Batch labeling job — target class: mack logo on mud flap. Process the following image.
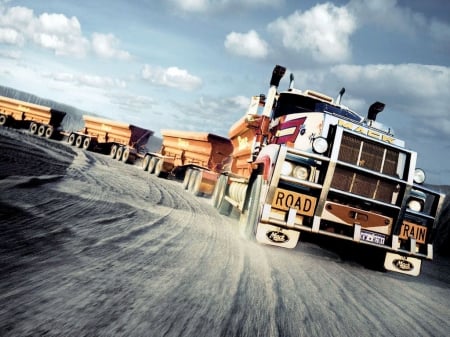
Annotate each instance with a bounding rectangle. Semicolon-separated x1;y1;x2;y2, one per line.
272;188;317;216
393;258;414;271
267;231;289;243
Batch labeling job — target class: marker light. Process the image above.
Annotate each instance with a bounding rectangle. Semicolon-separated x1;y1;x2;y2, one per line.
293;166;309;180
312;137;328;154
413;168;426;184
281;162;294;176
407;199;423;212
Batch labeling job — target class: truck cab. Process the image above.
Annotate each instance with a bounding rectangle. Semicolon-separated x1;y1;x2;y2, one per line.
215;65;445;276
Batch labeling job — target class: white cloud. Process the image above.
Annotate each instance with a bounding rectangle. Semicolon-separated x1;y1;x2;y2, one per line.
329;63;450;135
347;0;450;44
224;30;268;59
45;71;127;89
169;0;281;13
92;33;131;60
267;3;356;63
0;5;131;59
0;27;23;44
141;65;202;91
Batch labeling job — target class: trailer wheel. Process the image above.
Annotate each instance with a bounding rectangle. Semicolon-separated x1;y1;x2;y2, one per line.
29;122;38;134
182;169;192;189
110;145;118;159
116;146;124;161
68;133;77;145
241;175;263;240
212;175;227;208
142;155;151;171
44;126;54;139
148;157;158;174
154;159;168;178
75;135;84;148
0;114;7;126
37;125;46;137
122;148;132;163
189;170;203;196
82;137;91;150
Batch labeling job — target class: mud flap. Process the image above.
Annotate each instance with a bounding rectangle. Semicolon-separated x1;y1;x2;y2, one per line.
384;252;422;277
256;223;300;249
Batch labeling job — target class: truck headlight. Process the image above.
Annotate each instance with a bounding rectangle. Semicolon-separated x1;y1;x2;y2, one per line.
293;165;309;180
407;199;424;212
312;137;328;154
413;168;425;184
281;162;294;176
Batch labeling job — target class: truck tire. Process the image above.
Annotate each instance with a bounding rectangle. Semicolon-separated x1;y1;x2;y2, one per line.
75;135;84;148
142;155;151;171
191;171;203;197
116;146;124;161
110;145;118;159
29;122;38;134
148;157;158;174
122;148;133;163
242;175;263;240
82;137;91;150
44;126;54;139
183;169;192;190
0;114;7;126
37;125;46;137
68;133;77;145
154;159;168;178
212;175;227;208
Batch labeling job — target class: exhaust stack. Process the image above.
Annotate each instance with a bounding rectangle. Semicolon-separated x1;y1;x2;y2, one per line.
336;87;345;105
367;101;385;121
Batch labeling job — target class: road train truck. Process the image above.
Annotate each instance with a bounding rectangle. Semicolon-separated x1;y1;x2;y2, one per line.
212;65;445;276
67;115;153;164
0;96;66;139
142;129;233;197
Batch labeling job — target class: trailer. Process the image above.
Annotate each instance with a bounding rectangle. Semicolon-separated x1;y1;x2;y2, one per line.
67;115;153;164
142;130;233;196
0;96;66;139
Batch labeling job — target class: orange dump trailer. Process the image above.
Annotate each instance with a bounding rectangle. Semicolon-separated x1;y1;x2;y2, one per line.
0;96;66;139
67;115;153;164
141;129;233;196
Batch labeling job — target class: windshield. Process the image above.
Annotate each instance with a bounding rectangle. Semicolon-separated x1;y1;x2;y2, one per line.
273;92;362;122
273;93;317;119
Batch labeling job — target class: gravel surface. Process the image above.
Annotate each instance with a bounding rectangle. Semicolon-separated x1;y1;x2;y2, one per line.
1;127;449;337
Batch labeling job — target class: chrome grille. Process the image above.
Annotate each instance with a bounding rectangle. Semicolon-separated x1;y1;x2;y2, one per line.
337;133;400;176
331;132;401;204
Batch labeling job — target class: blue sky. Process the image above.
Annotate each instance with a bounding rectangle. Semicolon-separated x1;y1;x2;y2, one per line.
0;0;449;184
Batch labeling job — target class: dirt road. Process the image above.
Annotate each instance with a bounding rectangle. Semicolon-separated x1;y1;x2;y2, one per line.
1;128;449;337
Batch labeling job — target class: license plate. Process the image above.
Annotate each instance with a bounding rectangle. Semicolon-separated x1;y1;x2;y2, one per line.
399;221;427;244
271;188;317;216
360;229;386;245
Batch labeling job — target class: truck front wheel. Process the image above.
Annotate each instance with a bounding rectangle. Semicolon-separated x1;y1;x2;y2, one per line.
241;175;263;240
